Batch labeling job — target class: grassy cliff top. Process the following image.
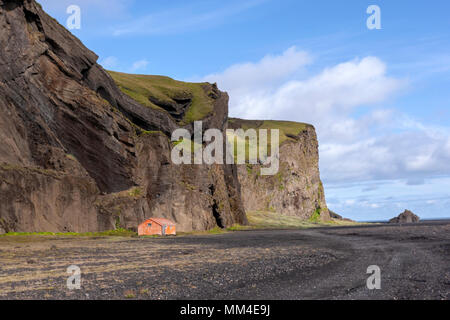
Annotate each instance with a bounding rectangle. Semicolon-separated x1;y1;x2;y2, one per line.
226;119;313;161
228;118;313;145
108;71;215;124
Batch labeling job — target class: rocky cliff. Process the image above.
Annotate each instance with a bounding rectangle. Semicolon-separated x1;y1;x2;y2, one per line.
0;0;329;234
229;119;330;221
0;0;246;233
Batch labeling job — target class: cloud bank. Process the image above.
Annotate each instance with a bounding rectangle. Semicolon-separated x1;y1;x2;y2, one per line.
202;47;450;219
202;47;450;183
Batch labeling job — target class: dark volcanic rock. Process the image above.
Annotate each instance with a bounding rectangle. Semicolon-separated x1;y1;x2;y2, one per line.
389;210;420;224
329;210;354;222
329;210;343;220
0;0;247;233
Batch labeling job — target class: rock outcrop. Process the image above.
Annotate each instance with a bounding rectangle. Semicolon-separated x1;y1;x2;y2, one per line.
0;0;246;233
389;210;420;224
329;210;343;220
229;119;330;221
329;210;354;222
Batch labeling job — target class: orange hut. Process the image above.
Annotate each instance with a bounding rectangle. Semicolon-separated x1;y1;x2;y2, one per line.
138;218;176;236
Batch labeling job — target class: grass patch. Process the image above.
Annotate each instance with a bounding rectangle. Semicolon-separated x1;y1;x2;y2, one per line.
0;215;364;241
226;224;251;231
309;208;322;223
0;228;137;238
140;288;150;295
138;130;165;137
124;290;136;299
207;226;226;234
128;187;142;197
247;211;364;229
66;154;77;162
180;181;197;191
229;119;310;143
247;211;320;229
108;71;214;124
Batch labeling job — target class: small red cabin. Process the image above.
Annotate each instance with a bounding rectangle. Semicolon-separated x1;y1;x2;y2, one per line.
138;218;176;236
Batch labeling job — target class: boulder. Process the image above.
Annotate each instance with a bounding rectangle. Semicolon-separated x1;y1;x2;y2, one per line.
389;210;420;224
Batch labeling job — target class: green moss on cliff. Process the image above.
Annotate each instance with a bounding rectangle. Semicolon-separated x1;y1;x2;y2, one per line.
138;130;165;137
128;187;142;197
228;118;311;145
171;137;202;154
108;71;214;124
309;208;322;223
318;181;324;200
227;119;312;160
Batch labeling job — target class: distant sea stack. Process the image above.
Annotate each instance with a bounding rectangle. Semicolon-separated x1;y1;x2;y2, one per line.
389;210;420;224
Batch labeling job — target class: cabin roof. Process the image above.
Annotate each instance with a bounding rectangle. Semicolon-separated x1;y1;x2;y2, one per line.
142;218;176;227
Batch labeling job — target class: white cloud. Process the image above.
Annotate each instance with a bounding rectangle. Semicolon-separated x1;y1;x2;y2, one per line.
345;199;356;206
321;128;450;183
203;47;311;95
130;60;149;73
201;47;450;187
203;55;403;129
99;56;119;70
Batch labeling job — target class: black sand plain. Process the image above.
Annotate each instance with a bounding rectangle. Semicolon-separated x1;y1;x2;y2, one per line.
0;221;448;300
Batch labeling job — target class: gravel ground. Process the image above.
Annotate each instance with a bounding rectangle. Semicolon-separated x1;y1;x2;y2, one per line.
0;221;448;300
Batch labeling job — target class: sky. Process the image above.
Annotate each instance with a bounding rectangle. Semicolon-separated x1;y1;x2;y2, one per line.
38;0;450;221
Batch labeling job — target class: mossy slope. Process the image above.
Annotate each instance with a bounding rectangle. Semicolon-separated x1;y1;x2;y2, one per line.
108;71;215;124
227;118;313;160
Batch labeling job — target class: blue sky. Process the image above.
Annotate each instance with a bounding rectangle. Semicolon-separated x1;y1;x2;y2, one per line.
39;0;450;221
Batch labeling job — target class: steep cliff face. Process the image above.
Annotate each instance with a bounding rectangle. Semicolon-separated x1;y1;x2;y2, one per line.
0;0;247;233
229;119;330;221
